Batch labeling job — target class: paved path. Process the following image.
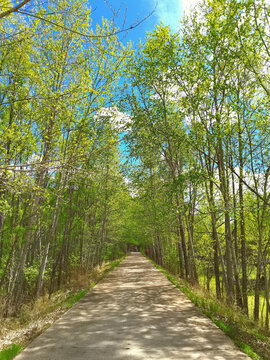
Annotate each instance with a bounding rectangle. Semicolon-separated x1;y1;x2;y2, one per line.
15;253;249;359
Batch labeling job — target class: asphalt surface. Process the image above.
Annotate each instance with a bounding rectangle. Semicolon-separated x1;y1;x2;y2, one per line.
15;253;250;359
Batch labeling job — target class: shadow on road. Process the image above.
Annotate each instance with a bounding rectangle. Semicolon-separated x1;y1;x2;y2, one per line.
15;254;249;360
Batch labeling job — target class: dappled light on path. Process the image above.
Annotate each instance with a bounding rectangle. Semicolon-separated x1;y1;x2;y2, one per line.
15;254;249;359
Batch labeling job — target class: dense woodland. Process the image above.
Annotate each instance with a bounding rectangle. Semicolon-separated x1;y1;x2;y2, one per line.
0;0;270;331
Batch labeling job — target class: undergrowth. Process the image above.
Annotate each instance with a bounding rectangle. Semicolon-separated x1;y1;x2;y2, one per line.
0;255;126;359
151;260;270;360
65;257;124;310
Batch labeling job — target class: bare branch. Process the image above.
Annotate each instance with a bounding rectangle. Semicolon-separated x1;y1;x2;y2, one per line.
17;8;154;40
0;0;32;19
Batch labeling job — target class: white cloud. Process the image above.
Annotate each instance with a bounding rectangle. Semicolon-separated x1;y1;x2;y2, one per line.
95;107;131;131
153;0;200;31
182;0;200;15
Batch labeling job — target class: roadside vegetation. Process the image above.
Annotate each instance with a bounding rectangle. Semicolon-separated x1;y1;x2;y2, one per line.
123;0;270;335
0;0;132;318
0;257;125;359
152;260;270;359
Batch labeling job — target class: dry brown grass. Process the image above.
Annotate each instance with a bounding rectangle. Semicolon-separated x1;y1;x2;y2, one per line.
0;261;115;352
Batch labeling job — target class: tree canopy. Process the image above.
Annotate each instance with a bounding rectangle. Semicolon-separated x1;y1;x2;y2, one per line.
0;0;270;330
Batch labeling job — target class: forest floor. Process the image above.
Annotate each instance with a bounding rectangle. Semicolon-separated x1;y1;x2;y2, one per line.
13;253;250;359
0;259;123;359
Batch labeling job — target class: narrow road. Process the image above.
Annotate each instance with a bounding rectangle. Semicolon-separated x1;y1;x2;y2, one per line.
15;253;249;359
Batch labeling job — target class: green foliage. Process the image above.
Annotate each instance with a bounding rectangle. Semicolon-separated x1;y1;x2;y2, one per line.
24;266;39;285
0;0;133;314
1;0;270;350
119;0;270;336
0;344;23;360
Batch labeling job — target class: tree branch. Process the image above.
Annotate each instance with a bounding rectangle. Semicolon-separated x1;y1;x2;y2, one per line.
17;8;154;39
0;0;31;19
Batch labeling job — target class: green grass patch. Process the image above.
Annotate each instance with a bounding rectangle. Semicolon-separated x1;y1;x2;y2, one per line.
204;314;260;359
65;289;88;309
238;342;261;360
0;344;23;360
253;331;267;341
198;274;268;326
212;317;230;334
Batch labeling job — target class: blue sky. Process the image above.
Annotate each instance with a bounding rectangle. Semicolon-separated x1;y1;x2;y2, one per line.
91;0;200;45
90;0;199;166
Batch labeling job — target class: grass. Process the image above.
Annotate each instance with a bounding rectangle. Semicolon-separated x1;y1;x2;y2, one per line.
65;289;88;309
206;314;260;359
64;258;125;309
150;260;270;360
239;343;261;359
198;274;268;326
0;344;23;360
